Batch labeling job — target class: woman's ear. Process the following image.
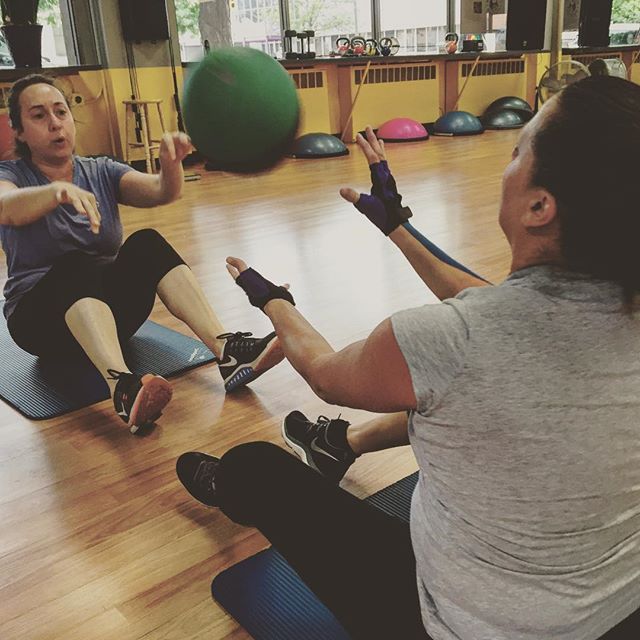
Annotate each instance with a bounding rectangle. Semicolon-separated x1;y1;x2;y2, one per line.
523;191;557;228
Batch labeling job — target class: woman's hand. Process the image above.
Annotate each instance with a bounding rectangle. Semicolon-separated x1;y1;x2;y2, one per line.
226;256;295;311
159;132;193;167
340;125;412;235
51;181;101;234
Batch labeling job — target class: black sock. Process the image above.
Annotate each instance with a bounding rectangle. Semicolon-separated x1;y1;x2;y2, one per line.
323;419;358;461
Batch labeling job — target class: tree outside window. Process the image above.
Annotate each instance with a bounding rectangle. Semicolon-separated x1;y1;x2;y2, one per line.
610;0;640;45
176;0;281;60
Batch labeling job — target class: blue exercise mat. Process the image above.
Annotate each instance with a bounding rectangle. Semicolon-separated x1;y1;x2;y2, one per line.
211;472;419;640
0;302;215;419
212;468;639;640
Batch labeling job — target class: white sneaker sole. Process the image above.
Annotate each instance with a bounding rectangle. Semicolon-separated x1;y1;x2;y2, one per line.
281;416;312;467
223;336;284;392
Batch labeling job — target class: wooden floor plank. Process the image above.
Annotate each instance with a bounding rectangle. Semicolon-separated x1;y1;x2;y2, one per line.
0;130;517;639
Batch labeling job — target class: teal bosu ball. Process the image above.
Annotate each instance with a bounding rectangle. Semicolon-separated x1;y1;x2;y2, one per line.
184;47;300;172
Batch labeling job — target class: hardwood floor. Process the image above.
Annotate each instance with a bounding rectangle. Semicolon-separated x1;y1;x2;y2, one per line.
0;129;518;640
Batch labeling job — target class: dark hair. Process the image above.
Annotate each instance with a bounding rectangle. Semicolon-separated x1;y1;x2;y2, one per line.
8;74;68;159
531;75;640;306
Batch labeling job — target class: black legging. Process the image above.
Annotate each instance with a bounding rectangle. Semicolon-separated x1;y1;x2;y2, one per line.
215;441;430;640
7;228;186;358
216;443;640;640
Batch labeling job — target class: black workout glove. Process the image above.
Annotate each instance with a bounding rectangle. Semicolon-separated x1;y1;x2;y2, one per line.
354;160;413;235
235;267;295;311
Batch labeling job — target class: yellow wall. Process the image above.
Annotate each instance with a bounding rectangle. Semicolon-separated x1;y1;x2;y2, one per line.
536;53;552;85
0;70;114;159
325;65;342;134
341;62;441;141
54;71;114;157
0;67;183;161
102;66;183;161
4;49;636;160
457;60;529;115
288;68;334;136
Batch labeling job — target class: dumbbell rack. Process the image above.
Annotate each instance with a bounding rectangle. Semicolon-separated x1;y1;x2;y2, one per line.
283;30;316;60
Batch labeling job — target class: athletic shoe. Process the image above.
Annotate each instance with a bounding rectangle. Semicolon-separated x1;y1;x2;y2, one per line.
282;411;356;483
175;451;220;507
108;369;173;434
217;331;284;392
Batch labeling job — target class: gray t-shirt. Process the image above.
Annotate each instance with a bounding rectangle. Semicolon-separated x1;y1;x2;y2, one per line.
391;266;640;640
0;156;133;319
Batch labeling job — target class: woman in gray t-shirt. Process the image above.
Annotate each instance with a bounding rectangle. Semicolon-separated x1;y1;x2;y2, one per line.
177;77;640;640
0;74;284;433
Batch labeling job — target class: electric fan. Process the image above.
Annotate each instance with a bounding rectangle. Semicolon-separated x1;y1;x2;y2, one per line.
537;60;590;105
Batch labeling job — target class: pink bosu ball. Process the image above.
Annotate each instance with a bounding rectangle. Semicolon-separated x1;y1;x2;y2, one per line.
377;118;429;143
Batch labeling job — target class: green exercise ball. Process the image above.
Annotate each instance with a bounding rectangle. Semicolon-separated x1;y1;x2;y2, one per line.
183;47;300;173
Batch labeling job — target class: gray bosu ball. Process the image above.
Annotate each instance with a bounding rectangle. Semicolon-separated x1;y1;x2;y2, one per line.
433;111;485;136
289;133;349;159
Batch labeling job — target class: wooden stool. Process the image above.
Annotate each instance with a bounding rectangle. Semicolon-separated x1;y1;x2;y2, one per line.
123;99;166;174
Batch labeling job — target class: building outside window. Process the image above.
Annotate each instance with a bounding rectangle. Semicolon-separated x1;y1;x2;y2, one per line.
176;0;283;60
175;0;640;62
609;0;640;44
288;0;371;57
176;0;371;59
0;0;70;67
39;0;69;66
380;0;448;54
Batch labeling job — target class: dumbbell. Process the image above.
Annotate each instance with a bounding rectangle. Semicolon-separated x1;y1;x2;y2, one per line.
284;30;298;60
301;30;316;59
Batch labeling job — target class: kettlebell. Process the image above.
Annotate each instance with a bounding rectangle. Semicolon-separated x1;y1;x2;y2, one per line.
365;38;379;56
379;37;392;56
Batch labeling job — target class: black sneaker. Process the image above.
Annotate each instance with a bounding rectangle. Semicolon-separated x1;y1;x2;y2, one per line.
282;411;356;483
217;331;284;392
176;451;220;507
107;369;173;434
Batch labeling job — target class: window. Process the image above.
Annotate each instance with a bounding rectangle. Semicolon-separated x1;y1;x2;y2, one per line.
563;0;580;48
30;0;69;67
454;1;506;52
287;0;372;57
610;0;640;45
232;0;282;56
0;0;98;68
176;0;283;60
9;0;71;67
380;0;447;54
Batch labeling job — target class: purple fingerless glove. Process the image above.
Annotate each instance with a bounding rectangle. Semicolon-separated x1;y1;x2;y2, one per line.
235;267;295;311
354;160;413;235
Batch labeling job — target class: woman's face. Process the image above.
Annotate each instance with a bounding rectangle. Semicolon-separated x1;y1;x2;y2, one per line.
16;83;76;163
498;100;556;240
